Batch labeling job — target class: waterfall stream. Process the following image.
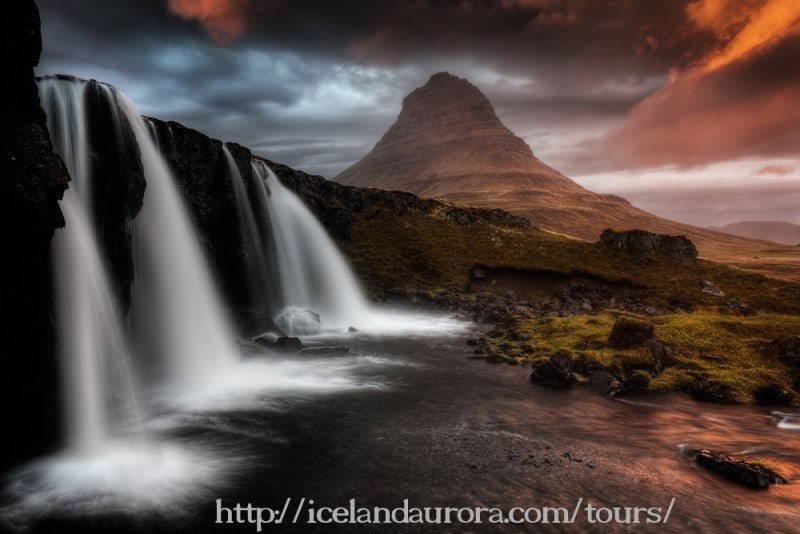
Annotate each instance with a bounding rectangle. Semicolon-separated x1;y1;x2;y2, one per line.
39;78;143;451
123;96;239;391
251;159;370;334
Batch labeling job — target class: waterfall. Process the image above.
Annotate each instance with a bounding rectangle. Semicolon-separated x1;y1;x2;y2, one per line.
250;160;370;334
38;78;143;451
223;145;271;310
41;76;237;399
122;105;238;391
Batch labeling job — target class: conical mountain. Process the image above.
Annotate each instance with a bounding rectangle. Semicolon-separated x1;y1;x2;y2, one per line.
335;72;771;255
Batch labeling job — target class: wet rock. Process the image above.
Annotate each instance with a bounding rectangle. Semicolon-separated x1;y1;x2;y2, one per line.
274;336;304;352
530;350;574;388
694;449;786;489
753;383;796;405
466;338;479;346
623;370;651;392
688;378;735;403
600;229;698;265
276;307;321;336
254;335;303;352
607;316;655;349
302;346;350;355
587;371;622;397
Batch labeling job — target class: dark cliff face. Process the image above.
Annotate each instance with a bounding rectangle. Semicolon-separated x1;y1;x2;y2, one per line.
147;118;258;326
266;158;531;240
0;1;70;470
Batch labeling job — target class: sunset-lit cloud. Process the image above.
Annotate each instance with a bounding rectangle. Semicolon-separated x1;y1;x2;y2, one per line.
688;0;800;72
166;0;284;43
167;0;251;43
36;0;800;225
588;0;800;172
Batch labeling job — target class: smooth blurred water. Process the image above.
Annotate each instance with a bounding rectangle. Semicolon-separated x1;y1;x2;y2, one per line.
38;78;143;451
3;320;800;533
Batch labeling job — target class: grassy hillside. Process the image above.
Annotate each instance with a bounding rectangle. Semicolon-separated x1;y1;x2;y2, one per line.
276;162;800;405
341;207;800;314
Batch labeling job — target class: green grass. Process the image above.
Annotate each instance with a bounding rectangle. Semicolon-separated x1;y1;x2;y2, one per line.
341;209;800;313
481;312;800;404
334;204;800;404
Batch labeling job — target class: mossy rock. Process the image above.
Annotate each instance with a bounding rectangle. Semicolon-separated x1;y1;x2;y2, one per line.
608;316;655;348
623;370;651;391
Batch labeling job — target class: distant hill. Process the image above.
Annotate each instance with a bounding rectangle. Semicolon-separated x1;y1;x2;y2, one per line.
335;72;786;258
709;221;800;246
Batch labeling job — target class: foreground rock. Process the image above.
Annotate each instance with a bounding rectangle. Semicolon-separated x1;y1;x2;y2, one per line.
254;335;303;352
694;449;787;489
600;229;698;265
302;346;350;355
0;0;70;470
530;351;574;388
608;316;655;349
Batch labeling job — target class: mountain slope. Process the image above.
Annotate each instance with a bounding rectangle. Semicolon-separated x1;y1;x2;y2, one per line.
334;72;790;259
710;221;800;246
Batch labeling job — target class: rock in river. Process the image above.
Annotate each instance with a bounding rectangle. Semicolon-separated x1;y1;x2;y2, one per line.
530;350;574;388
694;449;786;489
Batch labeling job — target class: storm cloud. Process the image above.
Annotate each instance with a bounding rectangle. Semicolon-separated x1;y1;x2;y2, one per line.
34;0;800;225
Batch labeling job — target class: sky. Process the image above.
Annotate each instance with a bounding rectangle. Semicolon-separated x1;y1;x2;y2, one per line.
35;0;800;227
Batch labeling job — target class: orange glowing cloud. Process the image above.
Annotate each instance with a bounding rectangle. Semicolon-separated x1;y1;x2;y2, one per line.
687;0;800;72
589;0;800;171
167;0;283;43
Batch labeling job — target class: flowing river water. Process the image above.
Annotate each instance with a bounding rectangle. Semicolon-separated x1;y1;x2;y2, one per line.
6;315;799;533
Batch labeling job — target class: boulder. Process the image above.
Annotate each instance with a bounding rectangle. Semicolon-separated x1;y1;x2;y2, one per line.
688;378;735;403
753;383;795;405
623;370;651;392
276;307;322;336
608;316;655;349
273;336;303;352
646;339;677;372
587;371;623;397
530;350;574;388
694;449;786;489
599;229;698;265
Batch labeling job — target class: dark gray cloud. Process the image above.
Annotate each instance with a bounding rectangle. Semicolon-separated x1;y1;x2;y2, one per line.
34;0;800;226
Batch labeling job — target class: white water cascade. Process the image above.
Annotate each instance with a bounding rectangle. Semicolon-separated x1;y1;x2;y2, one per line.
125;103;239;391
38;78;143;450
250;160;370;334
223;145;271;308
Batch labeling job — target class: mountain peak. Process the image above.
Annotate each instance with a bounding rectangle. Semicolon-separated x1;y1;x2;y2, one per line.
336;72;553;196
397;71;505;134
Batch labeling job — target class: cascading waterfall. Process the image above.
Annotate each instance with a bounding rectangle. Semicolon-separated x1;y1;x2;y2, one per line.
38;78;143;450
41;76;238;400
125;106;238;391
250;160;370;334
223;145;272;309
